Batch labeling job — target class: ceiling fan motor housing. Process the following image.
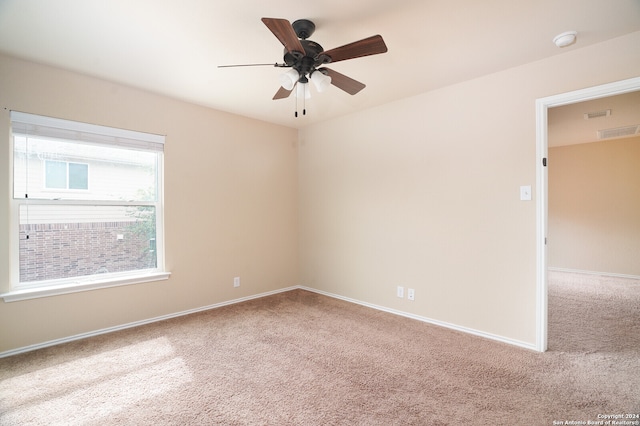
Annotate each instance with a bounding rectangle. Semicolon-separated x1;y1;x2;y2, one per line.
283;39;328;80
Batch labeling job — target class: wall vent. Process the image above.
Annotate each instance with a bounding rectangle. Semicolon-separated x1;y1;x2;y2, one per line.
597;125;640;140
584;109;611;119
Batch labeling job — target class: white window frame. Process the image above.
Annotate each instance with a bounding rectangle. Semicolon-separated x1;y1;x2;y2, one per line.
2;112;170;302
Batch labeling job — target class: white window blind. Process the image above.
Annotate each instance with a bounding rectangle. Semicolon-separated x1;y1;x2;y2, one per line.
10;111;165;152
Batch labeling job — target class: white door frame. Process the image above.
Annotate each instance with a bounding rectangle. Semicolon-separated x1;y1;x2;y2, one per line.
535;76;640;352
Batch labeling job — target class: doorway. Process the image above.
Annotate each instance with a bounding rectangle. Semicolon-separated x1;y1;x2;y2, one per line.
535;76;640;352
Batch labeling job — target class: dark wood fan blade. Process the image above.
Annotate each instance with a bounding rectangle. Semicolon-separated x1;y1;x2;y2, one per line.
320;68;366;95
319;35;388;64
273;85;293;100
262;18;305;56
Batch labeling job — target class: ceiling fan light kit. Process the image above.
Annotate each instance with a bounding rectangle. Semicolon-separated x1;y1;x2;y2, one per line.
296;82;311;99
310;70;332;92
219;17;388;117
279;68;299;91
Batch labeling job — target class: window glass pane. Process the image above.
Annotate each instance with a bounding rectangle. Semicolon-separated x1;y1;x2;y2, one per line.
45;160;67;189
14;136;157;201
68;162;89;190
19;204;157;283
12;113;164;289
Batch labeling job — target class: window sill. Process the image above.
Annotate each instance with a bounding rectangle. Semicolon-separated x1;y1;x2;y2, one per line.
1;272;171;302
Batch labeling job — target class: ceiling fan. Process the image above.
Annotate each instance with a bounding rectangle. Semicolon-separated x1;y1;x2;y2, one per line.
219;18;388;116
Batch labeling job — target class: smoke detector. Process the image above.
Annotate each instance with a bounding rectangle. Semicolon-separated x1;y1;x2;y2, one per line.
553;31;577;48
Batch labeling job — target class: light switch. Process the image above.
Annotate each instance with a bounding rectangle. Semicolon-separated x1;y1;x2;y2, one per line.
520;185;532;201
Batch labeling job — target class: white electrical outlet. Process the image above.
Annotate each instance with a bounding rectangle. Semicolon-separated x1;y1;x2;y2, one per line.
233;277;240;288
397;286;404;298
407;288;415;301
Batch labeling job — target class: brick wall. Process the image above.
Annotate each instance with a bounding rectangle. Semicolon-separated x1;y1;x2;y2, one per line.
19;221;156;283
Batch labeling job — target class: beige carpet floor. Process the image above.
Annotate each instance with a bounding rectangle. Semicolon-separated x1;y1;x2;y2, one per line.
1;271;638;425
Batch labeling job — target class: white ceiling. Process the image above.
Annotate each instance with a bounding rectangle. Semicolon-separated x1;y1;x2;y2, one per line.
1;0;639;129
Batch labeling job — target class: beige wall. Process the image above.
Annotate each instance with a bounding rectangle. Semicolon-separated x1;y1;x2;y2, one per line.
1;31;639;354
0;54;299;353
548;136;640;276
298;32;640;346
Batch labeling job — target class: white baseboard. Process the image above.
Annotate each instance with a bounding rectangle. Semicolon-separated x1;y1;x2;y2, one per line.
298;286;538;352
548;267;640;281
0;286;298;358
1;284;538;358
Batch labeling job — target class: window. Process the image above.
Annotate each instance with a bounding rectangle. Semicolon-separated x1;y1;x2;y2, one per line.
6;111;169;300
45;160;89;190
